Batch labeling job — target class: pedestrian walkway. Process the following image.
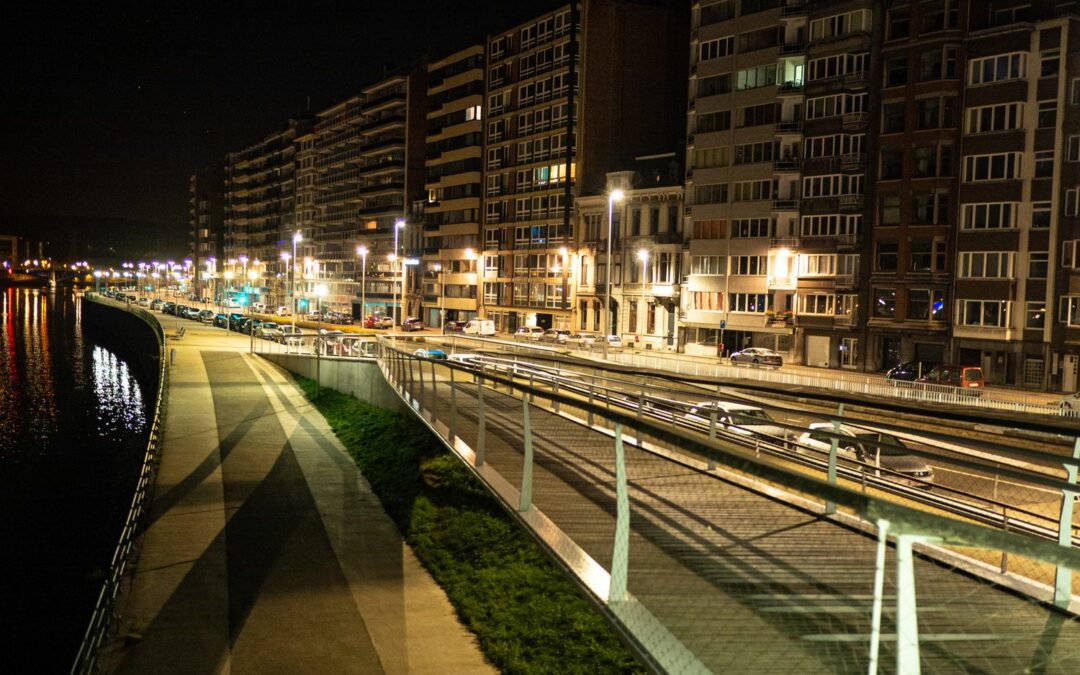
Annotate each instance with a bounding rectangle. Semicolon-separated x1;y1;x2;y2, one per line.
103;318;492;674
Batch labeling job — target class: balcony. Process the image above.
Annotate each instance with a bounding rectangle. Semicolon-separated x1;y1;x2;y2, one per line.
844;72;870;89
650;283;678;298
778;80;805;94
772;198;800;211
776;120;803;134
779;42;807;56
839;195;865;211
842;112;869;130
836;233;859;249
770;237;800;249
834;273;857;288
833;313;857;327
766;311;794;326
840;153;865;170
773;157;800;172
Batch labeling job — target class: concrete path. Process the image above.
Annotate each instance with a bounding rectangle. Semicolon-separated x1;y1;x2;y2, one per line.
104;317;492;674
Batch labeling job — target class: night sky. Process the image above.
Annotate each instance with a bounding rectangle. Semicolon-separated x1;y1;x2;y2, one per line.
1;1;557;260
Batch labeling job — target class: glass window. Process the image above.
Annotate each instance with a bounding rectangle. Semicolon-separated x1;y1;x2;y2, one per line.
1035;150;1055;178
876;242;898;271
874;288;897;317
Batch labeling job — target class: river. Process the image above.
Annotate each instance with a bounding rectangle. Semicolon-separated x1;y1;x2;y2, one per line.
0;287;151;671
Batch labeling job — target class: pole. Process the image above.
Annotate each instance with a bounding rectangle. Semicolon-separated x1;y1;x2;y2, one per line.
604;194;614;358
361;251;367;327
316;296;322;400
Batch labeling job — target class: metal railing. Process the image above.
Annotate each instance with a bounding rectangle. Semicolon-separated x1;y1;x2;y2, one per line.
71;295;169;674
368;338;1080;674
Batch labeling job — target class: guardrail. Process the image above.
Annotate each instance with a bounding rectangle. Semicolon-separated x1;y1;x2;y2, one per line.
71;295;169;674
371;337;1080;673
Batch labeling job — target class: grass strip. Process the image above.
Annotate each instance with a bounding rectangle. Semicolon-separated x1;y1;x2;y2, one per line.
293;375;644;675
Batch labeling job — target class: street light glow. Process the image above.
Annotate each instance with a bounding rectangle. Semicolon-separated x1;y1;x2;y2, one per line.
637;249;649;262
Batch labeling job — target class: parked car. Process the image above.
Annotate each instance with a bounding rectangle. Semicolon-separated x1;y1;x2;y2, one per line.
258;322;282;339
605;334;624;349
162;302;177;315
463;319;497;337
730;347;783;367
796;423;935;487
514;326;546;341
197;309;216;323
274;306;292;317
278;325;304;343
684;401;792;442
252;302;267;313
150;299;164;310
565;333;597;348
885;361;937;383
364;315;394;329
916;364;984;396
443;320;466;334
414;348;448;360
213;313;229;328
539;328;571;344
401;317;424;332
316;329;346;355
228;313;246;330
137;297;150;307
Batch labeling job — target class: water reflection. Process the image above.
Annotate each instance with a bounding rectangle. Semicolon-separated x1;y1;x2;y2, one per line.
92;345;146;440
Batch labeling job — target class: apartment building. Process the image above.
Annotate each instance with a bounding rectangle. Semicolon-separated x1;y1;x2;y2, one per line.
576;158;684;350
685;0;809;357
866;1;965;372
311;69;427;319
954;2;1080;389
188;162;225;299
480;0;688;333
421;45;485;328
223;117;310;306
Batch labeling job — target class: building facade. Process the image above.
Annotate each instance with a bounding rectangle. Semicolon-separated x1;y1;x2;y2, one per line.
188;162;226;300
223;117;310;307
310;69;428;320
480;0;689;333
422;45;485;328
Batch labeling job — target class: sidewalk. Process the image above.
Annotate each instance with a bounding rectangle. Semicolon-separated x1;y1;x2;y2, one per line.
104;317;492;674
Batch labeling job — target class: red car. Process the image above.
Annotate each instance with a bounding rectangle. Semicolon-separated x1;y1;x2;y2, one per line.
364;315;393;329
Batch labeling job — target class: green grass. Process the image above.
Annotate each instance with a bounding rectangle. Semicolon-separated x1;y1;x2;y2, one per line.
293;375;644;675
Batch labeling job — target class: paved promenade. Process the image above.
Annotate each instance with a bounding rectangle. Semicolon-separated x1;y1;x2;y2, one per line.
104;317;491;674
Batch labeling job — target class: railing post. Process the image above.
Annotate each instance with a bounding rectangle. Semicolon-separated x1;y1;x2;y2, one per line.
895;533;923;675
553;379;560;413
636;391;644;446
1054;437;1080;608
826;403;844;515
475;374;486;467
708;409;718;471
609;422;629;604
418;355;425;405
430;359;438;420
587;378;595;427
519;395;534;512
868;518;889;675
449;365;457;443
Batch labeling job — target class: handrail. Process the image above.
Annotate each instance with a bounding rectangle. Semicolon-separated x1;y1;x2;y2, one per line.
70;295;169;675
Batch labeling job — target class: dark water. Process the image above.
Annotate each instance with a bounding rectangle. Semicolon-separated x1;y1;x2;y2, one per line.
0;288;151;672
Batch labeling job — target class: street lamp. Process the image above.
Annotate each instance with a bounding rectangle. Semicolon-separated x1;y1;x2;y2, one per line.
433;262;444;328
558;246;569;312
314;283;328;399
357;245;368;326
604;188;625;358
292;231;302;321
637;249;649;340
393;219;406;327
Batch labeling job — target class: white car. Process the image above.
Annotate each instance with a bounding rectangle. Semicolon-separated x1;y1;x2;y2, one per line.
278;325;304;343
274;306;292;317
514;326;545;341
796;423;934;486
565;333;597;348
684;401;791;441
258;322;282;339
605;335;624;349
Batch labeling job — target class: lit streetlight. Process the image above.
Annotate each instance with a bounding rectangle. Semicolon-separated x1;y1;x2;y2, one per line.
604;188;625;358
292;231;302;321
357;245;368;327
393;219;405;327
433;262;444;328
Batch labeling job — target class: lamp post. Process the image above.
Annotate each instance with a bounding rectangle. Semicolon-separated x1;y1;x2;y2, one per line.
292;231;302;330
314;283;328;399
433;262;444;328
637;249;649;341
558;246;569;313
604;189;625;358
357;245;368;326
393;219;405;327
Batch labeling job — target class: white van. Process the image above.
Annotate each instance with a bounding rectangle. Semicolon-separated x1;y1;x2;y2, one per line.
464;319;496;336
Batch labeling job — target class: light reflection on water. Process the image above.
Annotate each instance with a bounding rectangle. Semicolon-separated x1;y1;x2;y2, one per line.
0;287;146;459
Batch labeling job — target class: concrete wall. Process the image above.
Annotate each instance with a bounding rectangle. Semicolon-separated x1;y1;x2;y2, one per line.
260;354;405;412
